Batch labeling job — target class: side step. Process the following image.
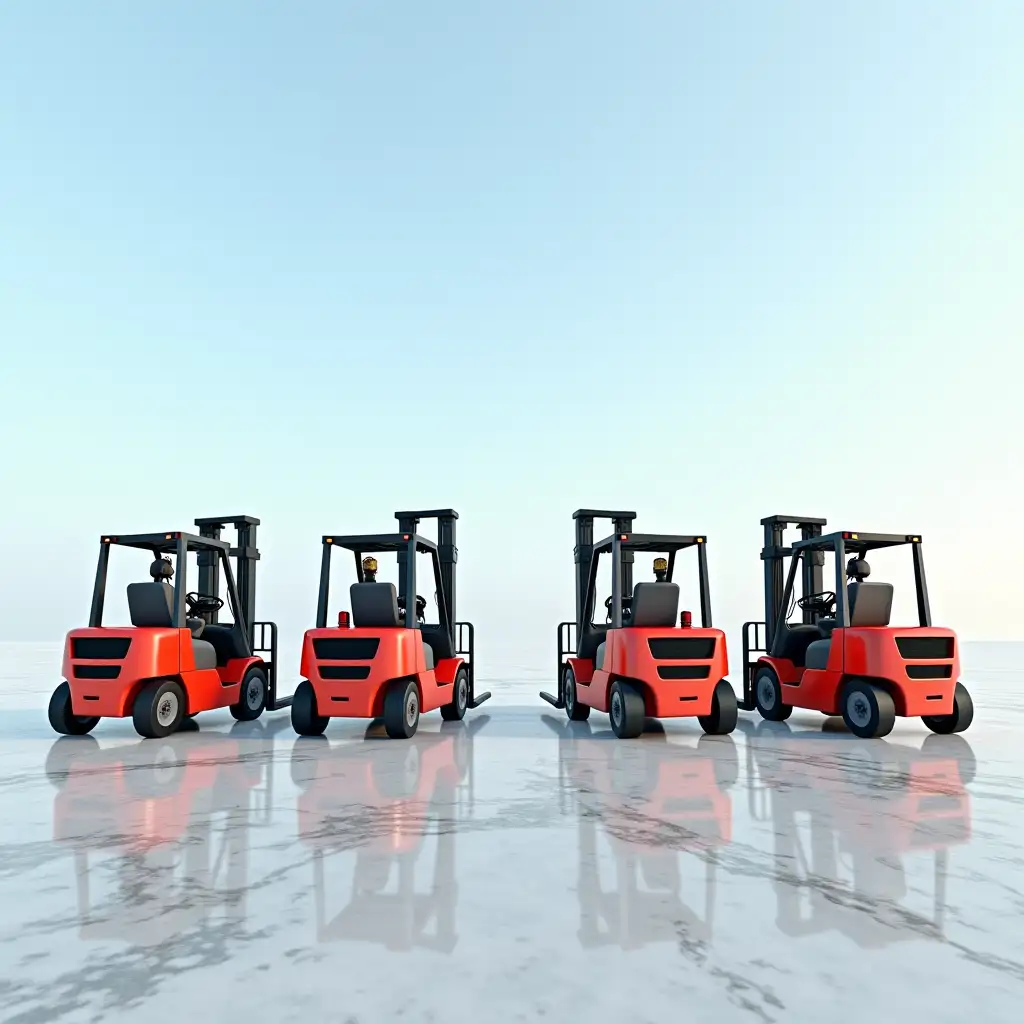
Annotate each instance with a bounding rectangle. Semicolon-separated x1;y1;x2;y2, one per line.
469;691;492;709
539;690;564;709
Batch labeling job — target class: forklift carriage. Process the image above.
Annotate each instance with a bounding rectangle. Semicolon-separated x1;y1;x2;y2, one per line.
740;514;972;738
292;508;490;740
50;515;288;740
540;509;737;739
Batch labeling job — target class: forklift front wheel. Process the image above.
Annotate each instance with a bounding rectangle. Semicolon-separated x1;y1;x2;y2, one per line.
609;680;645;739
922;682;974;736
754;667;792;722
48;682;99;737
440;668;469;721
291;680;328;737
384;679;420;739
564;666;591;722
698;680;739;735
133;679;187;739
841;679;895;739
230;666;268;722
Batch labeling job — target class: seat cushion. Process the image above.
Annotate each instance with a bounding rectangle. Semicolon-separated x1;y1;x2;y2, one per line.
804;639;831;671
817;617;837;637
192;639;218;670
595;642;607;670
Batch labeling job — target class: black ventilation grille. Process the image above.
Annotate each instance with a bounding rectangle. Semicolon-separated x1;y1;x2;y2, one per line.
895;636;954;660
313;638;380;660
906;664;953;680
73;665;121;679
658;665;711;680
72;637;131;660
648;637;716;660
319;665;371;680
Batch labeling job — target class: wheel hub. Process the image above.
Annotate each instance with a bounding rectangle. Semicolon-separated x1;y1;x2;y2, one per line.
157;693;178;728
405;691;418;727
611;691;622;724
247;680;263;709
757;678;775;709
848;693;871;728
458;677;467;710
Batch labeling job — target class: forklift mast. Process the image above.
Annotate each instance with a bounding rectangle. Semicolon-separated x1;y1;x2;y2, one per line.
760;514;827;650
194;515;261;640
572;509;636;635
395;509;459;641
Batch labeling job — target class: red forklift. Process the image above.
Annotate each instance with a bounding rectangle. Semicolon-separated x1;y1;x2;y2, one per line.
291;717;485;950
738;515;972;739
540;509;736;738
49;515;290;739
543;714;735;953
292;509;490;739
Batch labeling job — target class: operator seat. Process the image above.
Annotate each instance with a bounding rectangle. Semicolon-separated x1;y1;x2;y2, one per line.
126;581;218;670
595;582;679;670
804;582;894;670
350;583;434;670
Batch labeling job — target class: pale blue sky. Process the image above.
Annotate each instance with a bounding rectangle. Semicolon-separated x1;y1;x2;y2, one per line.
1;2;1021;659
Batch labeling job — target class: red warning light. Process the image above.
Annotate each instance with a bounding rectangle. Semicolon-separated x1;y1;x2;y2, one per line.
338;611;351;628
680;610;693;628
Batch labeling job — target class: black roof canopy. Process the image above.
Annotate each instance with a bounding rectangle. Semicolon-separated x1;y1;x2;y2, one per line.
100;532;231;554
792;531;921;553
592;532;706;555
323;533;438;555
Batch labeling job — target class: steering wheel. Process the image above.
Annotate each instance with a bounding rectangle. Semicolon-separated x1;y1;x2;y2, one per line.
185;592;224;614
797;591;836;613
604;594;633;624
398;594;428;620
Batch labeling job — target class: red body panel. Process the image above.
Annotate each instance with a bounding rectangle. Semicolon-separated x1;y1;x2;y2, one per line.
62;627;255;718
761;626;960;717
574;627;729;718
301;626;461;718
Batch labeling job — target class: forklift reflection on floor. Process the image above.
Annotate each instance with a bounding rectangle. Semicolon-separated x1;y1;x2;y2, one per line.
291;716;487;951
542;715;736;954
743;720;974;947
45;720;288;945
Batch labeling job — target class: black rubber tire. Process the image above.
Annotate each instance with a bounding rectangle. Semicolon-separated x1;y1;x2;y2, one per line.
697;734;740;789
230;666;268;722
291;680;328;737
840;679;896;739
384;679;420;739
440;668;469;721
922;732;976;787
132;679;187;739
698;680;739;735
45;734;99;787
753;667;792;722
922;682;974;736
47;682;99;737
609;680;645;739
564;665;591;721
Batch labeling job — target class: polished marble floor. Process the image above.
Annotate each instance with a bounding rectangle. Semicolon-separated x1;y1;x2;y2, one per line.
1;645;1022;1022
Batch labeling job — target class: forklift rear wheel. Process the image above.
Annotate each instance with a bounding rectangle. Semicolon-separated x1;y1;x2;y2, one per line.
841;679;895;739
440;668;469;721
230;666;268;722
133;679;187;739
609;681;645;739
698;680;738;735
922;682;974;736
291;680;328;737
384;679;420;739
47;682;99;737
754;667;792;722
564;666;591;721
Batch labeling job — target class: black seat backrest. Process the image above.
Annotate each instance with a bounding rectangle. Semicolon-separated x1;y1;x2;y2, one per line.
774;624;821;667
127;582;175;627
200;624;249;663
350;583;402;628
848;582;893;627
628;582;680;628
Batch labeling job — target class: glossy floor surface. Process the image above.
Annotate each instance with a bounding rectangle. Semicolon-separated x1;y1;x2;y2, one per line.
1;643;1022;1022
